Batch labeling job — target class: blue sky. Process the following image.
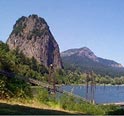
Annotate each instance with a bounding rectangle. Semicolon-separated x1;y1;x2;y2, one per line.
1;0;124;65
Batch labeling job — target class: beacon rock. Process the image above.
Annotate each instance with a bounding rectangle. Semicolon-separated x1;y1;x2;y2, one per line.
7;15;62;69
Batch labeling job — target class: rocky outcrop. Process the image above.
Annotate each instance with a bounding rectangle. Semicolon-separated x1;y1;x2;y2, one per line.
7;14;62;69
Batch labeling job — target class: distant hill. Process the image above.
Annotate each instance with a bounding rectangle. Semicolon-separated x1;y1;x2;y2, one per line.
61;47;124;77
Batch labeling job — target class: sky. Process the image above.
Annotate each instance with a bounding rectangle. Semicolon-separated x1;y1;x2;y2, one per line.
1;0;124;65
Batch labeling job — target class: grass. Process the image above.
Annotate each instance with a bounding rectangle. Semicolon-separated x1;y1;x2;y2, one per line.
0;102;71;115
0;98;124;115
0;99;83;115
1;86;123;115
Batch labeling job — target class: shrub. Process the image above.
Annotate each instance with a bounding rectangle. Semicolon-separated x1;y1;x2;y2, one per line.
7;77;32;98
0;75;12;99
0;75;32;99
12;25;24;36
58;93;105;115
36;88;49;104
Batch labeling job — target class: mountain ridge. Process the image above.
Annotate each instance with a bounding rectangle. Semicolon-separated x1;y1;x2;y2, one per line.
61;47;124;77
61;47;123;68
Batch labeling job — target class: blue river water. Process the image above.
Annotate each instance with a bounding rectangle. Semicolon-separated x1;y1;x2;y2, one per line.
60;85;124;104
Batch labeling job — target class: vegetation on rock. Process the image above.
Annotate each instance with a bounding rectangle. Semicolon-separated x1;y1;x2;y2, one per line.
7;14;62;69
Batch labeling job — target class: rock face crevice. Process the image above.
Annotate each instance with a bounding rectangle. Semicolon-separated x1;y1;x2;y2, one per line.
7;14;62;69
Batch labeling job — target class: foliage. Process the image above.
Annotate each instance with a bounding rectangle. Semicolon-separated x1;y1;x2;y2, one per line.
35;87;58;106
11;16;26;36
12;25;24;36
0;41;124;115
58;94;105;115
54;68;124;85
36;88;49;104
0;42;49;99
0;75;31;99
34;87;106;114
0;42;48;80
0;76;10;99
27;28;46;40
62;55;124;77
32;28;45;37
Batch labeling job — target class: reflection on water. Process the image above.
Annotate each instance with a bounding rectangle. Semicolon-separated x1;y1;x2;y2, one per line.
60;85;124;104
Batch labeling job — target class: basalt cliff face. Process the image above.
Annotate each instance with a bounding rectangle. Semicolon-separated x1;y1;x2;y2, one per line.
7;14;62;69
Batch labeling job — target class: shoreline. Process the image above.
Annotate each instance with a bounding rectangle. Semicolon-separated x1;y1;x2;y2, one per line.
59;84;124;86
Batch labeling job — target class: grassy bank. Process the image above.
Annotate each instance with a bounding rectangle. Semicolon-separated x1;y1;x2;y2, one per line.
1;99;124;115
0;85;124;115
0;96;124;115
0;99;83;115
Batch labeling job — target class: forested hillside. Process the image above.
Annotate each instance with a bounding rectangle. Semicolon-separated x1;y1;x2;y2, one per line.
61;47;124;77
0;41;48;99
